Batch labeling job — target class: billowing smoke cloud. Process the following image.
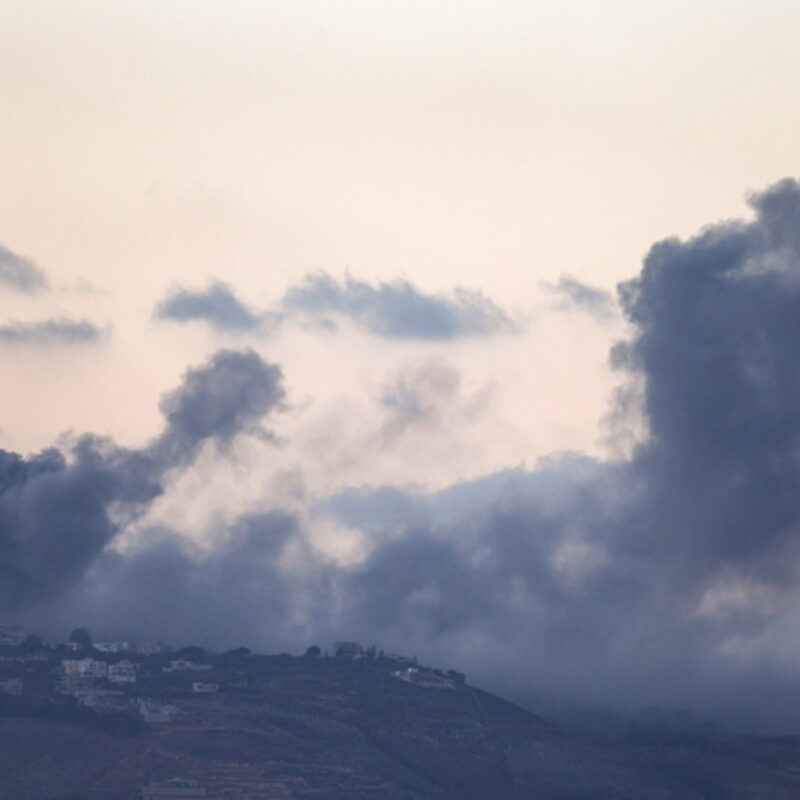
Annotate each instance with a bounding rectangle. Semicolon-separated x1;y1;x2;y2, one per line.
314;178;800;729
154;272;520;341
0;441;160;611
0;318;105;346
14;179;800;733
154;281;264;332
315;177;800;729
151;348;285;467
282;273;520;339
544;274;617;322
0;348;285;613
0;245;49;294
39;512;319;653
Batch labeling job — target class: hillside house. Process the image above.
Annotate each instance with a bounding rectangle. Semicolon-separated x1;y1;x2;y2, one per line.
392;667;454;690
62;658;107;678
138;699;179;724
108;660;137;684
94;641;132;653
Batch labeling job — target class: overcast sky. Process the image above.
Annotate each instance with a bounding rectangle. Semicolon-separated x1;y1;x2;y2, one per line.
4;1;800;731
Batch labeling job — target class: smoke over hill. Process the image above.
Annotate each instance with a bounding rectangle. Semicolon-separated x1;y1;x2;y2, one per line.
7;180;800;731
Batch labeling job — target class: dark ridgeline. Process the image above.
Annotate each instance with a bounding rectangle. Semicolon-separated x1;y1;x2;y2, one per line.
0;629;799;798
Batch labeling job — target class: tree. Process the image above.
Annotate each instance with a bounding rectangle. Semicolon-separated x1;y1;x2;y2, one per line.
69;628;92;650
304;645;321;658
222;647;251;658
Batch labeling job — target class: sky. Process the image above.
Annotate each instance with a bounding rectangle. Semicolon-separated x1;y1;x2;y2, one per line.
4;1;800;732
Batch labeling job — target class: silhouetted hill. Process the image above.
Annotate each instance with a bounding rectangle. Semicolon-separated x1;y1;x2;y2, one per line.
3;652;800;798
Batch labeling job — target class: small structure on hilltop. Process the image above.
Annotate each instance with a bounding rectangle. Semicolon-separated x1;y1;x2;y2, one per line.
94;641;132;653
62;658;107;678
138;699;179;724
333;641;363;659
108;660;137;684
391;667;455;690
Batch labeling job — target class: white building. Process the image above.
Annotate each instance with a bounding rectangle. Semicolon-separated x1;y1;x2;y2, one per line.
94;642;132;654
137;699;179;724
108;660;137;684
392;666;454;690
62;658;107;678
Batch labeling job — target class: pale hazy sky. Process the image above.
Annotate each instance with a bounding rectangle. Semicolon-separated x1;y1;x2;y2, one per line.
2;0;799;487
9;4;800;727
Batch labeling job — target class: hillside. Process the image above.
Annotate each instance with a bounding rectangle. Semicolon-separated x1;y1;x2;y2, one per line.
3;647;800;798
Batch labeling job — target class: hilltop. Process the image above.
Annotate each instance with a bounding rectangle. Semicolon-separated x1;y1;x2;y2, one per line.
2;628;800;798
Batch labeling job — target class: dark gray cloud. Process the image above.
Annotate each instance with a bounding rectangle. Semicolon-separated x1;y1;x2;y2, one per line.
0;440;160;611
16;179;800;733
544;275;617;322
0;245;49;294
154;281;263;332
151;348;286;466
32;513;317;653
614;177;800;571
314;177;800;730
283;273;520;339
0;348;285;614
0;318;105;346
154;273;520;341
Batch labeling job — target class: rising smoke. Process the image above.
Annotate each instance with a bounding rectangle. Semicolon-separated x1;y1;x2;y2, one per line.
9;180;800;732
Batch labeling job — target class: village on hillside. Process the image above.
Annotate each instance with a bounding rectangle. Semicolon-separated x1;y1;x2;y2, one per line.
0;622;467;797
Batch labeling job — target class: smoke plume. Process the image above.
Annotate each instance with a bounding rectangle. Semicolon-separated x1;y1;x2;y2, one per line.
12;179;800;732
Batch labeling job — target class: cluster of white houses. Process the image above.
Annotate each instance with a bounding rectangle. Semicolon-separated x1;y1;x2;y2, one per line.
56;657;219;713
62;657;137;683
